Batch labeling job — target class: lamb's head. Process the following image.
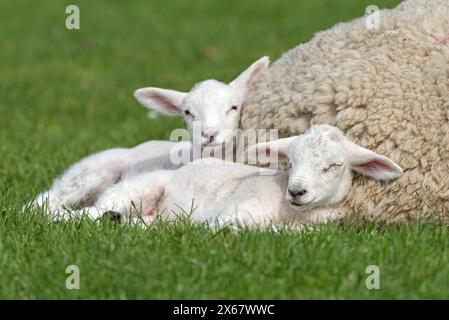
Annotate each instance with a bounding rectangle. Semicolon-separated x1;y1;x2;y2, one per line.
134;56;269;150
249;124;403;211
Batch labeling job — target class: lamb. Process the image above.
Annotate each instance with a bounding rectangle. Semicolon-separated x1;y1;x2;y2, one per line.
30;56;270;214
68;125;402;229
31;141;189;213
239;0;449;221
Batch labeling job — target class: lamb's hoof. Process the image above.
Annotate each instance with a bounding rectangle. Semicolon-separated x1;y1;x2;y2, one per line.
102;211;122;223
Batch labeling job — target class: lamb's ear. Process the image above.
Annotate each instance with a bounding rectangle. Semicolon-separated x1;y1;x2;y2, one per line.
344;141;403;181
230;56;270;96
247;136;296;164
133;87;187;116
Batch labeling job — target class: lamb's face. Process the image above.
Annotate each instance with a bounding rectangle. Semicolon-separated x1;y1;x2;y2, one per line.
284;124;403;211
181;80;243;149
133;56;269;153
248;124;403;213
286;126;353;210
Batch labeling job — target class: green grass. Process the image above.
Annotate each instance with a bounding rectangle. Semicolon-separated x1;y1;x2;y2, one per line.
2;0;448;299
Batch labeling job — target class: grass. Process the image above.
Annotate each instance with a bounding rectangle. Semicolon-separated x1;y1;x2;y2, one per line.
2;0;448;299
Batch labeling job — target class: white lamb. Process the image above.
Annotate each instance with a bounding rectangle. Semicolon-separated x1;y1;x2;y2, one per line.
71;125;403;229
30;56;270;214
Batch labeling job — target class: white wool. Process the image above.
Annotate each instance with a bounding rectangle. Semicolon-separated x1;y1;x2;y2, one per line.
240;0;449;220
63;125;402;229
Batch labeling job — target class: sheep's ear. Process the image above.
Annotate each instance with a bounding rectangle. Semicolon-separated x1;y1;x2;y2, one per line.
247;136;296;164
230;56;270;96
345;141;403;181
133;87;187;116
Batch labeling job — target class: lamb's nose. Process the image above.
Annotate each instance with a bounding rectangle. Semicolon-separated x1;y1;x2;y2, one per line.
202;130;218;143
288;188;307;197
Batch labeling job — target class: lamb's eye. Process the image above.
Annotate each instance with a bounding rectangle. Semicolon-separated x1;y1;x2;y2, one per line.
184;110;191;116
229;105;238;111
322;163;342;173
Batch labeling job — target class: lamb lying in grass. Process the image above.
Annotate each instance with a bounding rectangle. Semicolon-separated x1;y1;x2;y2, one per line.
68;125;402;228
30;56;269;213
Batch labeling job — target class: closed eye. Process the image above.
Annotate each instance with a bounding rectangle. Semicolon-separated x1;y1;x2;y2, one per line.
228;105;238;112
322;163;342;173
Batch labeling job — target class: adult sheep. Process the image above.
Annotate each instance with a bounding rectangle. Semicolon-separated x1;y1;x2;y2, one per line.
240;0;449;221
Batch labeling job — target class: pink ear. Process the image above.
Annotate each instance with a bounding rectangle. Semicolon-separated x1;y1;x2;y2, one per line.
356;159;396;172
134;87;187;116
346;142;403;181
251;143;288;161
230;56;270;96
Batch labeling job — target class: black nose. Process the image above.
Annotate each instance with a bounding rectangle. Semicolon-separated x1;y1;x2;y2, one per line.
202;131;216;143
288;188;307;197
201;131;216;142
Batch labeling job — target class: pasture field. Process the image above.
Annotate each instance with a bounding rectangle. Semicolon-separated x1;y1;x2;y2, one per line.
2;0;449;299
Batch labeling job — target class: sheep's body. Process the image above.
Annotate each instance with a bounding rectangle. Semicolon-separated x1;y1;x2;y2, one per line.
241;0;449;220
34;140;188;212
73;159;337;228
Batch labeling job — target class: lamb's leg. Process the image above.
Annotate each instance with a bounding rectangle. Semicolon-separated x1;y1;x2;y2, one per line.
58;170;173;222
28;148;130;213
103;211;156;226
209;197;276;230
